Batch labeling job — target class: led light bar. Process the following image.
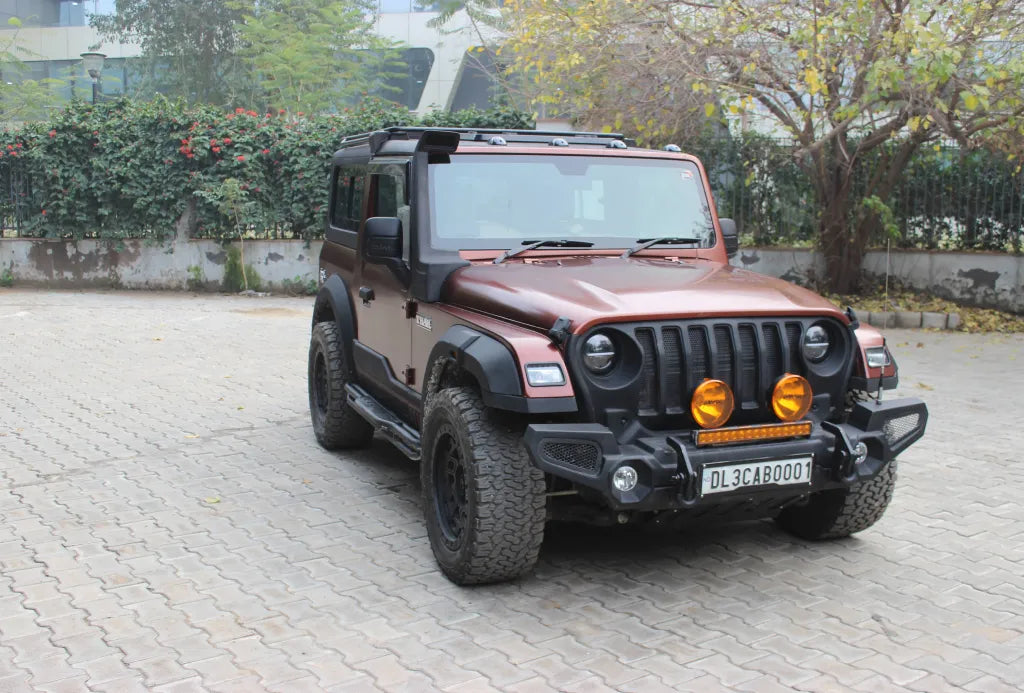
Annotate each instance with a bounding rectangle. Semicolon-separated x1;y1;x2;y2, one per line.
695;421;813;447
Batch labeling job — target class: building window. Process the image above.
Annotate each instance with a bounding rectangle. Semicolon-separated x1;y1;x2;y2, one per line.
450;48;502;111
380;0;440;12
59;1;86;26
376;47;434;110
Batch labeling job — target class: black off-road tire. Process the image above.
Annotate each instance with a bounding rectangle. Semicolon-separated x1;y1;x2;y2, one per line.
421;387;546;585
776;461;898;540
308;322;373;450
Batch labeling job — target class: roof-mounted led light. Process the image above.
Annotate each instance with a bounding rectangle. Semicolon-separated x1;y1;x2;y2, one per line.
607;140;627;149
663;144;682;152
488;136;507;146
550;138;569;147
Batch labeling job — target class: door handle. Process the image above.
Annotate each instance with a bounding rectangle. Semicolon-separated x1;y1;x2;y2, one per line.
358;286;375;304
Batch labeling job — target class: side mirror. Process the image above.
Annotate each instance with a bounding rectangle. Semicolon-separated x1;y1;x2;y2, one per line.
364;216;402;262
719;217;739;259
363;216;409;282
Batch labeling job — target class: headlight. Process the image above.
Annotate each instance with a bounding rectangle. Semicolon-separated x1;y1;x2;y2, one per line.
525;363;565;387
582;333;616;373
865;346;891;369
802;324;830;362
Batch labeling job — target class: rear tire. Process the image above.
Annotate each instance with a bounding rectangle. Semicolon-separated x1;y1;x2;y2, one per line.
308;322;373;450
421;387;546;585
776;461;898;540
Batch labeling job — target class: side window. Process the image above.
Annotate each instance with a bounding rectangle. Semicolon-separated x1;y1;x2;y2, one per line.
330;170;350;229
376;175;400;217
346;175;366;230
373;172;409;260
330;169;366;231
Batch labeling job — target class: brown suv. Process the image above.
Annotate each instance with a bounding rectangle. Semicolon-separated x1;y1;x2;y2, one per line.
308;127;928;585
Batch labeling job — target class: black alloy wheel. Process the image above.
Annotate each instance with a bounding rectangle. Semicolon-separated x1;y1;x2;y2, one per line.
432;429;468;549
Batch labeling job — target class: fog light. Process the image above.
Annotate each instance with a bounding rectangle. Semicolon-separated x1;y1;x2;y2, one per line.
612;466;638;492
771;374;813;422
853;441;868;465
691;379;735;429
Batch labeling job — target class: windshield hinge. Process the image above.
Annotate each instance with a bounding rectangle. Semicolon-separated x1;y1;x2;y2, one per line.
403;300;418;319
548;316;573;347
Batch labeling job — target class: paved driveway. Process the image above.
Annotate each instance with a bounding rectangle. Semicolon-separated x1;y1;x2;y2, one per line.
1;290;1022;692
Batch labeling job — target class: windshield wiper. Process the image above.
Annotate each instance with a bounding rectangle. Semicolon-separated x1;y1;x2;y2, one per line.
493;239;594;264
621;237;702;258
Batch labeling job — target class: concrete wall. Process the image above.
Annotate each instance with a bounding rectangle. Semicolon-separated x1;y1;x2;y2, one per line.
0;238;321;291
2;239;1022;313
732;248;1024;313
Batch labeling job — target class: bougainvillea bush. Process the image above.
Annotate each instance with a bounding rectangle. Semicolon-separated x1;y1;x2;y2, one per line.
0;96;533;240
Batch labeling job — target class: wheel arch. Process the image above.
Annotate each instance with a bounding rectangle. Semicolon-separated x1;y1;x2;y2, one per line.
424;325;577;415
312;274;357;369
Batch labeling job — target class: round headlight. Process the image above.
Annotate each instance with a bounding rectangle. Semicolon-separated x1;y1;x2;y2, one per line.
802;324;830;362
582;333;616;373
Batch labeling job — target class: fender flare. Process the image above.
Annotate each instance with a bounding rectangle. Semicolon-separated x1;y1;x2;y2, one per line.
425;325;577;414
312;274;357;369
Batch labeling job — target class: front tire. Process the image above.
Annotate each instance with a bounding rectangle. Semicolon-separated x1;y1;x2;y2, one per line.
776;461;898;540
308;322;373;450
421;387;546;585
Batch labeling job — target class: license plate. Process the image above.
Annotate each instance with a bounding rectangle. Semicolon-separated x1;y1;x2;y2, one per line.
701;456;813;496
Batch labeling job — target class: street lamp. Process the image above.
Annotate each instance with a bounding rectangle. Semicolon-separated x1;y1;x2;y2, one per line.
80;51;106;104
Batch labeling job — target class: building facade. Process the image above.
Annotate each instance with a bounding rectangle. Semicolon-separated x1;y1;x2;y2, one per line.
0;0;496;114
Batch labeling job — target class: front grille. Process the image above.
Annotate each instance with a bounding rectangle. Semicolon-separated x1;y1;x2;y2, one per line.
634;318;812;419
540;440;601;473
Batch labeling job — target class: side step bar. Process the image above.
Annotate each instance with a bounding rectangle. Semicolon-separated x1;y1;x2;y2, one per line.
345;384;421;460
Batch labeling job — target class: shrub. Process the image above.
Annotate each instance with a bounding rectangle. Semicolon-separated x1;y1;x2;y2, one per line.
0;96;535;242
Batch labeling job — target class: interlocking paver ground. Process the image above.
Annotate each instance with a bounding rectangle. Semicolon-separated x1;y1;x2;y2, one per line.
1;289;1022;692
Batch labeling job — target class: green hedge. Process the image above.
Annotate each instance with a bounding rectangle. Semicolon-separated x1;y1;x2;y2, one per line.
0;97;534;241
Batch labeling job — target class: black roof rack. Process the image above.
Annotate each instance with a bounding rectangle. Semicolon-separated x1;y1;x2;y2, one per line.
339;126;636;153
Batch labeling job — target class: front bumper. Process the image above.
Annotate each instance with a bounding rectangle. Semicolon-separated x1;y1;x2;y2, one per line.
524;398;928;511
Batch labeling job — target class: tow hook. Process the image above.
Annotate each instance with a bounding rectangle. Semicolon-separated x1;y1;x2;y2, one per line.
822;421;859;481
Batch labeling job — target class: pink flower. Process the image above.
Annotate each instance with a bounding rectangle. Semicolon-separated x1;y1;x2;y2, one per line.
236;155;245;161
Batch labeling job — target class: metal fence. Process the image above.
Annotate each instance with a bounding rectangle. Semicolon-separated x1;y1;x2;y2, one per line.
690;136;1024;252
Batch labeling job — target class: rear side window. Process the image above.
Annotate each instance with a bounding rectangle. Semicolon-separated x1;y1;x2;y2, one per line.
330;170;365;231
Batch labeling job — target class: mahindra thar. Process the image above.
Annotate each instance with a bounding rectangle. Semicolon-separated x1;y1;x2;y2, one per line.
307;127;928;584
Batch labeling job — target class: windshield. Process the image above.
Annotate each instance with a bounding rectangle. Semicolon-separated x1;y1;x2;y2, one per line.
428;154;716;250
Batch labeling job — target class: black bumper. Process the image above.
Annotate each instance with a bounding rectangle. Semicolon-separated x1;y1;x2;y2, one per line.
524;398;928;511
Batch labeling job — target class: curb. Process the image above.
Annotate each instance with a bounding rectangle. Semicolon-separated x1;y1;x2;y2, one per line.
856;309;961;330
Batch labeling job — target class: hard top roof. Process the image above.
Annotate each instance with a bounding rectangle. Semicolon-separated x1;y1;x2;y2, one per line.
332;126;649;161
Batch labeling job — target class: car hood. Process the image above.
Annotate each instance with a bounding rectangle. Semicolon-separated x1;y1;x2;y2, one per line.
443;255;847;332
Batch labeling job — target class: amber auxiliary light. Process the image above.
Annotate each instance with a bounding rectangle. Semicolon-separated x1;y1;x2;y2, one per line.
696;421;813;446
772;374;813;422
690;379;735;429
